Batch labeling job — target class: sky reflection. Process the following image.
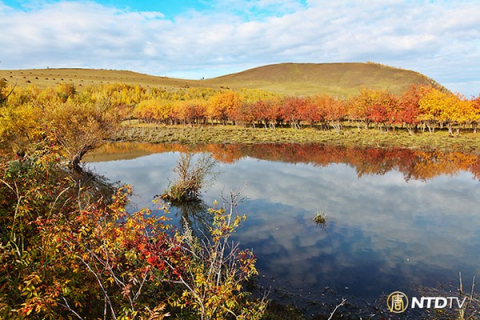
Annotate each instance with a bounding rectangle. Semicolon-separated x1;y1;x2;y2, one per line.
86;144;480;308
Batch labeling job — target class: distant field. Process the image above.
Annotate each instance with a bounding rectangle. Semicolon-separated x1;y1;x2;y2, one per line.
0;62;443;97
0;68;211;92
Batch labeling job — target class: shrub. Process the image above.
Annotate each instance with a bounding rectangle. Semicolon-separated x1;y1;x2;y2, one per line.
0;150;264;319
161;152;217;203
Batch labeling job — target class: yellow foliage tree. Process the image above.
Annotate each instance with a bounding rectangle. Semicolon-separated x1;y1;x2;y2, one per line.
207;91;242;125
45;100;120;168
133;99;173;123
418;87;449;133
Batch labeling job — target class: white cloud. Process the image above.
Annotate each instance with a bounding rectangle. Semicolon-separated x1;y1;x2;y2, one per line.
0;0;479;95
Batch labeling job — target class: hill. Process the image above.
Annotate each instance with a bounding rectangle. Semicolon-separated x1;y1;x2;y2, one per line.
0;68;210;91
0;62;444;97
205;62;443;97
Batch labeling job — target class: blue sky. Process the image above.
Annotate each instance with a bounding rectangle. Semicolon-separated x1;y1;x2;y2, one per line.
1;0;479;96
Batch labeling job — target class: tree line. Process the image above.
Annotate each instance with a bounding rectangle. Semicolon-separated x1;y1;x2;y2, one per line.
3;81;480;140
131;84;480;136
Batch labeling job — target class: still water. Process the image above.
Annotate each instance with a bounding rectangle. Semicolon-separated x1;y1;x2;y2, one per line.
85;143;480;315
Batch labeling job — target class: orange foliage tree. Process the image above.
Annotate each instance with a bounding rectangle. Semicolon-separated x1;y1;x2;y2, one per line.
208;91;242;125
316;94;347;132
279;97;303;129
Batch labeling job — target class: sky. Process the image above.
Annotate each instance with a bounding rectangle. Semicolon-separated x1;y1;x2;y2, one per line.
0;0;479;96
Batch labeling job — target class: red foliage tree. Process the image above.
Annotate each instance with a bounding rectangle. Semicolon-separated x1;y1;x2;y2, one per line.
279;97;304;129
318;95;347;132
297;96;322;127
395;85;425;134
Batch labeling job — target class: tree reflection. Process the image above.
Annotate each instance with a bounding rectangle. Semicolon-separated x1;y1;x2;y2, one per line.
91;142;480;181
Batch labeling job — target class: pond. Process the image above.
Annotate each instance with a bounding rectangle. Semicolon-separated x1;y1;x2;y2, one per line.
85;142;480;317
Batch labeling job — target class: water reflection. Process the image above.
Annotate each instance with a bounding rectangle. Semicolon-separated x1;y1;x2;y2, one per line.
85;142;480;181
85;143;480;314
168;199;212;236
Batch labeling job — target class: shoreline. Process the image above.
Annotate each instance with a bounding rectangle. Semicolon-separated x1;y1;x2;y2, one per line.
113;124;480;155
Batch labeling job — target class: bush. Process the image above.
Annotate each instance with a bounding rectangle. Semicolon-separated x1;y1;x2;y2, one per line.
0;152;264;319
161;152;217;203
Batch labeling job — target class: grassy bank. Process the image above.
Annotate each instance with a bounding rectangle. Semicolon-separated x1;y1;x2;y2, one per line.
114;124;480;154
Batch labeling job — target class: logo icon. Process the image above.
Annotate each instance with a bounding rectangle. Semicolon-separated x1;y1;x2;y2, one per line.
387;291;409;313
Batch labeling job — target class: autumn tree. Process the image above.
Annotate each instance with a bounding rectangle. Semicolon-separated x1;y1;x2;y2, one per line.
46;100;121;169
348;89;398;131
451;94;477;136
396;85;424;134
187;99;207;125
134;99;173;123
297;96;322;128
208;91;242;125
348;88;374;130
417;87;446;133
257;98;281;129
473;95;480;133
279;96;303;129
0;95;44;156
238;101;257;127
315;94;346;132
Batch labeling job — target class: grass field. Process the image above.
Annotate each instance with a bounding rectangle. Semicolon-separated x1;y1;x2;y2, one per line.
0;62;442;97
0;68;211;92
114;123;480;154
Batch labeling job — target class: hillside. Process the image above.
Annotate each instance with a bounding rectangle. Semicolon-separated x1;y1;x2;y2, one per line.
0;62;443;97
205;62;442;97
0;68;210;91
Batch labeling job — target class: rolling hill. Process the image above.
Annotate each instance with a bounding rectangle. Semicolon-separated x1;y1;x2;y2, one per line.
0;62;444;97
206;62;443;97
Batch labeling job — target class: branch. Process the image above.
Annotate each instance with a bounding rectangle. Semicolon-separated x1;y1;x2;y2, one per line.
0;82;16;106
78;255;118;320
59;296;84;320
328;298;346;320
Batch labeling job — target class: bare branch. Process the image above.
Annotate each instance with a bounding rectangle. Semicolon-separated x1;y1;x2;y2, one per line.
59;296;84;320
328;298;346;320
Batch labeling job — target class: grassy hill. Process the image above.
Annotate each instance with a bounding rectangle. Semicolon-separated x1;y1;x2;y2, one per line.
0;68;210;91
0;62;443;97
205;62;442;97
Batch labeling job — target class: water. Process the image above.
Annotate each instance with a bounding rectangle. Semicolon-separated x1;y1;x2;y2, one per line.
85;143;480;316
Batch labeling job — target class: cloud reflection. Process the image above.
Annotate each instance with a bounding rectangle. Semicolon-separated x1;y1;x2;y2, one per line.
86;149;480;301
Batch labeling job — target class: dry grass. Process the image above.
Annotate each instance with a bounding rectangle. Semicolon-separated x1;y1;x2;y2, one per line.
206;62;441;97
114;124;480;154
0;68;210;91
0;62;441;97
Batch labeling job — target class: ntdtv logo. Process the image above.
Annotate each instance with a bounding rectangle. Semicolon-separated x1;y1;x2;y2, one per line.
387;291;467;314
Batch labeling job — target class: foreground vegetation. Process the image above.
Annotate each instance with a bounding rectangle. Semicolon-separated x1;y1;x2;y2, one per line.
0;82;266;319
0;155;265;319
